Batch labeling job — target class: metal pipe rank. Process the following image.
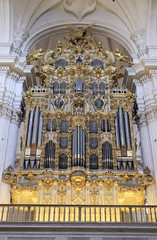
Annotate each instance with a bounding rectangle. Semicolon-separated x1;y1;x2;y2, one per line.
115;112;120;148
37;112;43;147
124;112;132;149
32;106;40;145
118;107;126;147
26;110;34;146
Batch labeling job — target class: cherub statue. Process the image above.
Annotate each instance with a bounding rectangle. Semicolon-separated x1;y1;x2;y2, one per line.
56;41;62;53
96;42;103;53
115;49;134;65
26;48;44;63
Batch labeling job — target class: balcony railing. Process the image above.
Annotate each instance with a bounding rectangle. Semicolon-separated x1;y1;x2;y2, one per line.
0;204;157;223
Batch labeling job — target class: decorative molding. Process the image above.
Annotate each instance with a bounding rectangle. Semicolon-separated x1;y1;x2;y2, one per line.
146;107;157;123
0;66;10;75
19;76;26;83
149;70;157;75
0;104;21;125
137;108;157;125
0;69;24;125
136;112;147;126
63;0;96;20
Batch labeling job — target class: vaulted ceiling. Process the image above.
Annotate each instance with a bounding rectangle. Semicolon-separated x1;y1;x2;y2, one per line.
4;0;154;60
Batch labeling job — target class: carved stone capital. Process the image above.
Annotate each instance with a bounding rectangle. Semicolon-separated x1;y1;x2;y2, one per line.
13;27;29;53
146;107;157;123
136;112;147;126
131;29;147;56
0;104;22;125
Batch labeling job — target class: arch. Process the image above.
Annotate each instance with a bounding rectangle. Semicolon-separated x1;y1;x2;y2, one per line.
22;24;137;57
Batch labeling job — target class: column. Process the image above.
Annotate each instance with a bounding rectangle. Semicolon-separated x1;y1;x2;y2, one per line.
136;76;157;205
0;67;23;203
139;116;157;205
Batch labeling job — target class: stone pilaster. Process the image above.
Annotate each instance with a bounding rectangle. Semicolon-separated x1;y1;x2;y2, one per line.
0;67;25;203
135;75;157;204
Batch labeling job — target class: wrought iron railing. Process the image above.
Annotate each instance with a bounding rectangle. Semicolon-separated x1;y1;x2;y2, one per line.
0;204;157;223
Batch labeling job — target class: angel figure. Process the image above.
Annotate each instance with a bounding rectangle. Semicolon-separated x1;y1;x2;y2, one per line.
56;41;62;53
25;48;44;63
115;49;134;65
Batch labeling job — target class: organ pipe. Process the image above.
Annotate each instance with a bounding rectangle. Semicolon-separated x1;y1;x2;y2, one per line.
115;112;120;148
124;112;132;149
37;112;43;147
102;142;113;169
73;129;76;165
26;111;34;146
75;127;78;164
83;131;85;167
32;106;40;144
77;126;80;164
118;107;126;147
30;161;35;169
72;132;74;166
72;126;85;167
80;127;83;166
24;160;29;169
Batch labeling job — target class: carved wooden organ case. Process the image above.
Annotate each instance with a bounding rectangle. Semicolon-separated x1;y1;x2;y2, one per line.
3;30;154;205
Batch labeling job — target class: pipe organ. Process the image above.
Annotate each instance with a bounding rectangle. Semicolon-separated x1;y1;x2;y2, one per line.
24;105;133;171
3;27;154;206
